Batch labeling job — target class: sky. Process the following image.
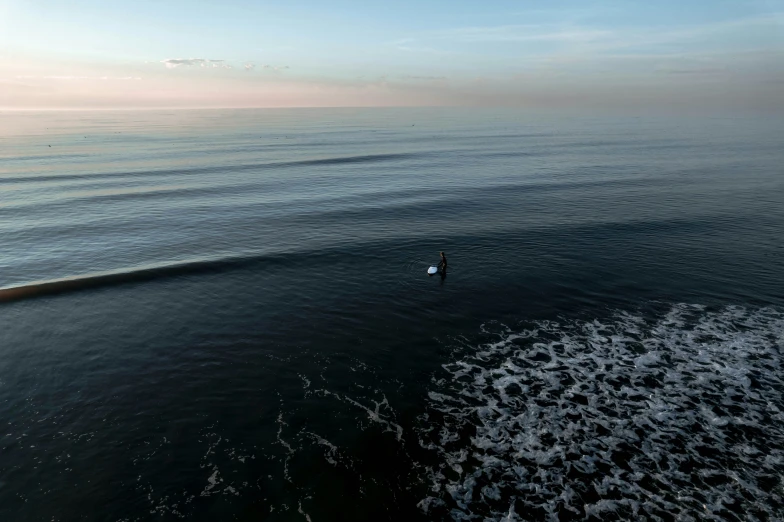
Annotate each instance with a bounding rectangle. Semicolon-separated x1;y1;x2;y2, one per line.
1;0;783;110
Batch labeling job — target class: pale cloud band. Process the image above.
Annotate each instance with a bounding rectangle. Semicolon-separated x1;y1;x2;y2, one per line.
161;58;229;69
161;59;289;71
403;75;447;80
15;75;142;80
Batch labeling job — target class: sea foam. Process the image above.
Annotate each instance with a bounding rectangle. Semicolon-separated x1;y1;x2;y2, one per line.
418;304;784;521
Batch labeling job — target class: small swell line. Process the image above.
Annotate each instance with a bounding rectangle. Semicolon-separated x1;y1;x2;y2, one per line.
0;152;425;185
0;254;277;303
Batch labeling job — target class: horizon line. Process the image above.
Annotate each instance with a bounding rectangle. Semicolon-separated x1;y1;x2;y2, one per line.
0;104;468;112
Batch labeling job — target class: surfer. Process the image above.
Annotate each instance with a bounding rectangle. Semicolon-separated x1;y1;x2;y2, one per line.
437;252;447;273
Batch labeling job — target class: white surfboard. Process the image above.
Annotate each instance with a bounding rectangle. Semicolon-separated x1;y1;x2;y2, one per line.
427;266;438;275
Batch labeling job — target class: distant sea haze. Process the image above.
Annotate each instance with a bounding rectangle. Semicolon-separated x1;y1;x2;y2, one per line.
1;108;783;521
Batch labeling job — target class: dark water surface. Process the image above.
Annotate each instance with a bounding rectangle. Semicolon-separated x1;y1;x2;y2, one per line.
1;108;783;521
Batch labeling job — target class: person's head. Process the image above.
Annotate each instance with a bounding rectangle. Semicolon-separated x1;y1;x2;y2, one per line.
440;251;446;258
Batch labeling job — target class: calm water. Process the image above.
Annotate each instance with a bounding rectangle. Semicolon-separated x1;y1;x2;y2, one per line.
1;108;783;521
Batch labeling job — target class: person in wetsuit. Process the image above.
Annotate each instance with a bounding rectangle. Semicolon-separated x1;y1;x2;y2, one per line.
437;251;447;273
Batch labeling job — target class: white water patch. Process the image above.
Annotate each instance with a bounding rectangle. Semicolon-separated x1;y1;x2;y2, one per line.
131;427;257;518
418;305;784;521
298;500;314;522
315;389;404;441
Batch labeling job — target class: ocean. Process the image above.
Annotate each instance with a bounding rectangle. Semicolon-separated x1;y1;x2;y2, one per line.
1;108;783;521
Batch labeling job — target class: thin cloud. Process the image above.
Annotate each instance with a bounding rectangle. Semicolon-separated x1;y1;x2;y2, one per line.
402;75;448;80
390;38;416;46
434;25;612;43
658;67;727;75
15;75;142;80
395;12;784;54
244;63;255;71
388;38;452;55
161;58;229;69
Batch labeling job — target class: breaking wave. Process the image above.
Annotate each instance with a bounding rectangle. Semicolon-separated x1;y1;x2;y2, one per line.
417;304;784;521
